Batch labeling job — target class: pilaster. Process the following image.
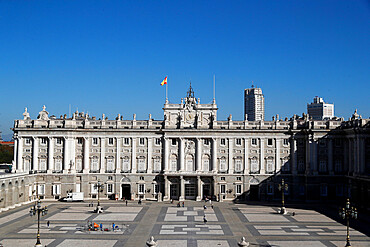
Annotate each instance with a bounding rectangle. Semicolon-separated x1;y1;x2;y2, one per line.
179;138;185;171
196;138;202;171
328;138;333;175
33;137;39;171
147;138;152;173
48;137;54;173
228;138;233;174
179;176;185;201
116;137;121;173
196;176;202;201
212;138;217;172
292;138;297;175
164;138;169;172
131;138;137;173
275;138;280;172
100;137;106;173
244;138;249;174
83;137;89;173
260;138;265;174
17;137;23;172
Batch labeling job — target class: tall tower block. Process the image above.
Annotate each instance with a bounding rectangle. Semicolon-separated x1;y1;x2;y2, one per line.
244;86;264;121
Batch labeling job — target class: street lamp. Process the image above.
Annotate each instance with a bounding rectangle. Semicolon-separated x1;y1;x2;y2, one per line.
94;181;104;213
278;179;288;214
339;198;358;247
29;200;48;247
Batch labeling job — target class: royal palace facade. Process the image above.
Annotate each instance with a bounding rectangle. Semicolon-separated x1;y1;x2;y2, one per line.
1;86;369;211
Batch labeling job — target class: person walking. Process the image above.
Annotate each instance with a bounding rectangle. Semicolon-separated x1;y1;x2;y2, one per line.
203;215;207;224
112;223;115;231
182;201;184;207
125;200;128;206
100;223;103;231
47;221;50;228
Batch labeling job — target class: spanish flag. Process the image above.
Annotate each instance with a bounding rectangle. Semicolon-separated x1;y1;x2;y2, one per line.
160;76;167;86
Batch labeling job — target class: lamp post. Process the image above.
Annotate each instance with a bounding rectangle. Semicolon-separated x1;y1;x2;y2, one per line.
29;200;48;247
278;179;288;214
339;198;358;247
94;181;104;213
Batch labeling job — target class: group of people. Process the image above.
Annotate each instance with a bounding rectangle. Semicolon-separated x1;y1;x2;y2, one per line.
87;221;118;231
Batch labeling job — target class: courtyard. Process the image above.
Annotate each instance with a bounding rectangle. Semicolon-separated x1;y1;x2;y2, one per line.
0;201;368;247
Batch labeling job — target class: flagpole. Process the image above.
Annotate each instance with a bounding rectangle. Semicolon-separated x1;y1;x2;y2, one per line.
166;80;168;103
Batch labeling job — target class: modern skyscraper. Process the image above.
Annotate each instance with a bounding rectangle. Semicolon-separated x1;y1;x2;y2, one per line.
307;96;334;120
244;86;264;121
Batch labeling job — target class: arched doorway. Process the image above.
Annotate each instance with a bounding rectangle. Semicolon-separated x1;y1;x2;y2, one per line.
120;177;131;200
249;177;260;201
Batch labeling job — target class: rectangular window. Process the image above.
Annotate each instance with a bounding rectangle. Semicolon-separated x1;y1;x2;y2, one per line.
171;138;177;145
220;139;226;146
186;160;193;171
266;159;274;173
38;184;45;195
77;138;83;144
220;159;227;172
91;184;98;194
154;184;160;194
122;158;130;172
235;159;242;172
91;158;99;171
298;160;305;172
93;138;98;145
52;184;61;195
25;138;31;145
283;139;289;146
139;138;145;145
220;184;226;194
107;184;113;194
153;159;161;172
236;184;242;194
124;138;130;145
138;158;146;171
108;138;114;145
56;138;62;145
267;139;273;146
236;138;242;146
171;160;177;171
319;160;327;172
54;159;62;171
39;159;47;171
76;159;82;171
236;177;241;181
203;159;209;171
335;160;342;173
107;158;114;171
251;138;257;146
41;138;47;145
138;184;145;194
251;159;259;172
155;138;161;145
320;184;328;196
204;139;210;145
267;184;274;195
220;177;225;181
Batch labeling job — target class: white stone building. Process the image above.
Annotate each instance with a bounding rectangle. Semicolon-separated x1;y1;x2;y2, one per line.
244;86;264;121
5;86;369;211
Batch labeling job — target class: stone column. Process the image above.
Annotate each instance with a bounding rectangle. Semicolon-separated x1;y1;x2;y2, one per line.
100;138;106;173
131;138;137;173
179;176;185;201
244;138;249;174
328;138;333;175
83;137;89;173
116;137;121;173
164;176;170;201
147;138;152;173
17;137;23;172
164;138;169;172
291;138;297;174
196;176;202;201
48;137;54;173
33;137;39;172
275;138;280;172
259;138;265;174
13;137;18;171
196;138;202;171
212;138;217;172
63;137;69;173
228;138;233;174
179;138;185;171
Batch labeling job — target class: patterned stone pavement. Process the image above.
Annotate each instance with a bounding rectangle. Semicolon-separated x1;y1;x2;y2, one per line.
0;201;368;247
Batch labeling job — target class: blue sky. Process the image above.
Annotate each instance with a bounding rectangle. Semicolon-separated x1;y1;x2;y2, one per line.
0;1;369;140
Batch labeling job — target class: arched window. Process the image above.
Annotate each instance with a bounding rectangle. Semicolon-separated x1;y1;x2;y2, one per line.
106;157;115;172
170;154;178;171
122;157;130;172
250;157;259;173
266;157;274;173
138;157;146;172
219;157;227;172
234;158;243;172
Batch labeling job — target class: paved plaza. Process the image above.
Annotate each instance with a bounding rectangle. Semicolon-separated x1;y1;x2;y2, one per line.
0;201;369;247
